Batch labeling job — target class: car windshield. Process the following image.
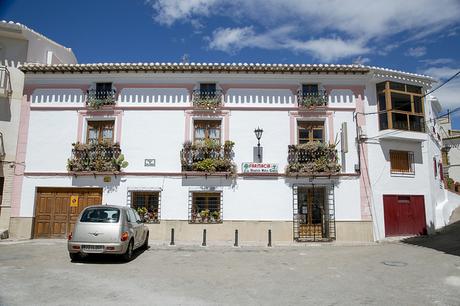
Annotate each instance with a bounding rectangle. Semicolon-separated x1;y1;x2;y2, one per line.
80;207;120;223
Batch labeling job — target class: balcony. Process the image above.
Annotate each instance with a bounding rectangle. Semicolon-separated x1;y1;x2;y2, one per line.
67;142;128;173
297;90;328;108
286;142;340;175
0;66;12;98
86;89;117;109
192;89;223;109
180;140;235;174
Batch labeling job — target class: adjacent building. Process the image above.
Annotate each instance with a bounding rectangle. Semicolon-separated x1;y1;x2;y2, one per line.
0;20;76;236
8;62;454;244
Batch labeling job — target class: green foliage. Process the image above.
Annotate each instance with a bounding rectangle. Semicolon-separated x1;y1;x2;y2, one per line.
286;142;340;175
447;177;454;189
193;158;217;172
67;142;127;173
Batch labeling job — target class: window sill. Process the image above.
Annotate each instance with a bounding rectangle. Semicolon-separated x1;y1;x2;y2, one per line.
189;220;223;224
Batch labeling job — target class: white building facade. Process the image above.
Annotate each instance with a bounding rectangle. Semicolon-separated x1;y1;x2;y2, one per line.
10;62;451;243
0;21;76;235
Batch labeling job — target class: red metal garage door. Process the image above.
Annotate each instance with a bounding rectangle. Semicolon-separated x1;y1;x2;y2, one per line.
383;195;426;237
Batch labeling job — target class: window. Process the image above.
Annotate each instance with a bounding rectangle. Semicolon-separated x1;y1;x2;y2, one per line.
298;121;324;144
390;150;414;174
131;191;160;223
86;120;114;144
194;120;221;144
190;192;222;223
80;207;120;223
200;83;217;97
302;84;319;95
95;82;113;100
376;81;425;132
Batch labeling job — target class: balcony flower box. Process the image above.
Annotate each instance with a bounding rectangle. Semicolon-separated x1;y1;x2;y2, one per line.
192;89;223;109
297;90;328;108
86;89;117;109
286;142;340;175
67;142;128;173
180;140;235;174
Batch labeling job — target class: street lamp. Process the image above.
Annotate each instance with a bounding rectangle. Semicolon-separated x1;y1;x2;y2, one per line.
254;127;263;162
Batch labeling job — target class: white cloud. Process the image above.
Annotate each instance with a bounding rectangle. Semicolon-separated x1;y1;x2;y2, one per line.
208;26;369;61
420;58;455;66
405;47;426;58
424;67;459;80
423;66;460;110
148;0;460;61
286;38;369;62
148;0;217;26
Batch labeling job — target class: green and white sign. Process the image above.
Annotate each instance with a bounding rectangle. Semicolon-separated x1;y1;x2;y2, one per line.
242;162;278;173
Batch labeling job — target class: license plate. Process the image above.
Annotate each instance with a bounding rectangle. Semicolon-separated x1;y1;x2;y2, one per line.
82;245;104;252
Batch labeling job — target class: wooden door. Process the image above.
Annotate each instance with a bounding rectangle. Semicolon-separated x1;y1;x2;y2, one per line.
383;195;426;237
34;188;102;238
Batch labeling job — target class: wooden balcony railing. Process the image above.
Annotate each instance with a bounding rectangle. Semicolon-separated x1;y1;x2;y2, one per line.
286;142;340;175
67;142;128;173
86;89;117;109
192;89;223;109
297;90;328;108
180;140;235;173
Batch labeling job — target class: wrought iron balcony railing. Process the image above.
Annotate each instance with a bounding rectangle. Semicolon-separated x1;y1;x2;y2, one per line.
86;89;117;109
180;140;235;173
297;90;328;108
286;142;340;175
67;142;127;173
192;89;223;109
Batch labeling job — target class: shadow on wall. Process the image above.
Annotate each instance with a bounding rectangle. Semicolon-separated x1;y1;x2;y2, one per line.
0;97;11;121
181;176;233;188
379;140;423;164
402;220;460;257
71;176;121;193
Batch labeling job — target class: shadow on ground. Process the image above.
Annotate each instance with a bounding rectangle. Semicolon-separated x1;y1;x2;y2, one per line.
71;246;149;264
402;221;460;257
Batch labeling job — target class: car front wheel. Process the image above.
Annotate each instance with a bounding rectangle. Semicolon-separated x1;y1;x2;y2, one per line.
142;232;149;250
122;240;134;262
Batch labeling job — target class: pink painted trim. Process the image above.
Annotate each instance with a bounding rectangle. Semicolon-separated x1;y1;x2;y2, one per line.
77;113;83;142
354;93;372;220
23;171;360;177
220;84;299;94
114;83;194;92
11;96;31;217
289;113;296;145
224;113;230;141
28;105;355;112
328;112;334;145
116;111;123;143
184;113;191;141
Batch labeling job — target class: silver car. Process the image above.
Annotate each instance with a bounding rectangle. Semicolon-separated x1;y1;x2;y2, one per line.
68;205;149;261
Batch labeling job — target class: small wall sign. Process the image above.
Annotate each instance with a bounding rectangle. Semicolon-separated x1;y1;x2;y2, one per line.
144;159;156;167
70;196;79;207
103;176;111;183
242;162;278;173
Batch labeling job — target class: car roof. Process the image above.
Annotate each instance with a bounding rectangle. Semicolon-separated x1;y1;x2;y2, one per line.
84;205;128;210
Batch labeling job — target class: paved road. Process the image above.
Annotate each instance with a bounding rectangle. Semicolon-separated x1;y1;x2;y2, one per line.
0;240;459;306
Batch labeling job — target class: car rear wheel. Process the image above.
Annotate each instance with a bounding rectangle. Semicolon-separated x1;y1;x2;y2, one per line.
69;252;80;262
142;232;149;250
122;240;134;262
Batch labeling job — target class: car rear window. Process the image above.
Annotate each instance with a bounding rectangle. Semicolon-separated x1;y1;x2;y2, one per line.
80;207;120;223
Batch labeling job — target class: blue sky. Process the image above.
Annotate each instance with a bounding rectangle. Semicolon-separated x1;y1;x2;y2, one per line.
1;0;459;127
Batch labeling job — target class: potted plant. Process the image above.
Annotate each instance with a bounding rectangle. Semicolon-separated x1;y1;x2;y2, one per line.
200;209;210;223
211;211;220;223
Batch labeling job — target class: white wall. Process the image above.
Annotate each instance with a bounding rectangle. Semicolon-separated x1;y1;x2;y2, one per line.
25;111;77;172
